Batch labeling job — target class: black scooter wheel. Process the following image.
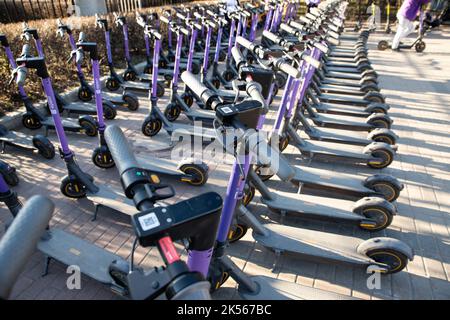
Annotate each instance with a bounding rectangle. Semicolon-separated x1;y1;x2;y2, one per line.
78;87;93;102
22;113;42;130
371;133;396;145
209;266;230;292
275;72;287;88
366;249;408;274
157;82;165;98
79;118;98;137
164;103;182;122
60;176;86;198
243;184;255;206
141;117;162;137
368;149;394;169
228;224;249;243
368;118;391;129
223;70;234;82
108;260;130;290
2;170;19;187
182;93;194;107
92;147;115;169
415;41;426;53
378;40;389;51
212;78;221;89
191;62;201;75
32;135;55;159
123;94;139;111
106;78;120;91
370;181;400;202
218;50;226;62
279;135;290;151
180;164;208;186
103;103;117;120
144;65;152;74
123;70;137;82
361;206;393;231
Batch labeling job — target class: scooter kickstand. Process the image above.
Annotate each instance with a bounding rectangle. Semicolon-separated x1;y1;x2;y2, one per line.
42;256;52;277
0;141;5;154
92;204;101;221
272;249;281;272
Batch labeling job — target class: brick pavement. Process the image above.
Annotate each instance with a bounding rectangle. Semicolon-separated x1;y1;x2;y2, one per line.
0;26;449;300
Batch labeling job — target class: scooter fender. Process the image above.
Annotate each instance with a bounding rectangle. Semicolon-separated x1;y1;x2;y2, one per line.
357;237;414;261
122;91;138;102
364;174;404;191
78;115;97;126
351;196;396;216
367;128;399;146
362;142;396;155
364;103;390;113
102;100;117;111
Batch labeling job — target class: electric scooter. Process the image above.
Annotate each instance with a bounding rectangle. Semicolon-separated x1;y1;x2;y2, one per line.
20;23;116;119
56;19;140;112
95;14;164;98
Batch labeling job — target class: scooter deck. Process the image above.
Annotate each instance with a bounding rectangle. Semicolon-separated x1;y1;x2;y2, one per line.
0;131;35;150
240;275;357;300
301;139;370;159
313;102;369;117
38;228;120;284
306;127;371;146
308;113;372;130
292;165;374;194
64;102;97;114
101;92;124;104
260;190;363;222
319;84;365;96
322;78;366;87
87;186;136;216
253;223;370;266
318;92;369;106
42;117;81;130
325;61;360;69
325;71;364;80
136;155;181;175
122;81;150;93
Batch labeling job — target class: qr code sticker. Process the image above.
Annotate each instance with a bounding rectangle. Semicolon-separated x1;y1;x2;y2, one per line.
222;107;233;114
138;212;160;231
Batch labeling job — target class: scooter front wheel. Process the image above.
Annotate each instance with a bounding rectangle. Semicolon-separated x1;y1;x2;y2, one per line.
180;164;208;186
164;103;182;122
182;92;194;107
222;70;234;82
366;249;408;274
79;118;98;137
78;86;93;102
102;103;117;120
228;224;249;243
92;147;115;169
123;70;137;81
60;176;86;198
141;117;162;137
123;94;139;111
2;169;19;187
106;78;120;91
22;113;42;130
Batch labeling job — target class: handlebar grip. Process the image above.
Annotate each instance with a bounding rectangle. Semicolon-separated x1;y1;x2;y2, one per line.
314;42;329;54
302;54;321;69
279;23;296;35
21;44;31;57
231;46;245;67
245;81;267;113
274;59;300;78
249;136;295;181
15;67;28;86
236;36;255;51
262;30;281;44
180;71;210;101
78;31;86;42
180;26;190;36
171;281;212;300
289;20;304;31
104;125;139;175
75;49;84;65
0;195;54;299
160;15;170;24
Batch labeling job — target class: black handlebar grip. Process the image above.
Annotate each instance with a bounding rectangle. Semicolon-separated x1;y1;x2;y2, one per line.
262;30;281;44
0;195;54;299
104;125;139;175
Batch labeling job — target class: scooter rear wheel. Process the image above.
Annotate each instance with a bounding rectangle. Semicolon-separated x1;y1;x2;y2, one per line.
123;94;139;111
377;40;389;51
368;149;394;169
182;92;194;107
22;113;42;130
123;70;137;82
60;176;86;198
32;135;55;159
103;103;117;120
164;103;182;122
78;86;93;102
366;249;408;274
361;206;393;231
370;181;400;202
106;78;120;91
79;118;98;137
223;70;234;82
2;170;19;187
415;40;426;53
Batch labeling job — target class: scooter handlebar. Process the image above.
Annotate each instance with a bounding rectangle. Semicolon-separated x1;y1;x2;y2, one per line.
231;46;246;67
104;125;140;175
302;54;321;69
273;58;301;78
160;15;170;24
0;195;54;299
262;30;281;44
181;71;210;102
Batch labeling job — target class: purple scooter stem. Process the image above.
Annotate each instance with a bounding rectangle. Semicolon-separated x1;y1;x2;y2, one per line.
172;31;183;89
213;25;223;63
151;39;161;99
272;75;294;135
92;59;105;131
122;24;131;62
234;15;243;47
264;7;274;31
187;28;198;72
105;31;114;64
187;249;214;277
41;78;72;158
202;25;213;79
227;18;236;59
249;12;258;41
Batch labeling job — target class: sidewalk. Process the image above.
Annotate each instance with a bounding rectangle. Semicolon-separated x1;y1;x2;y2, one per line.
0;26;449;300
